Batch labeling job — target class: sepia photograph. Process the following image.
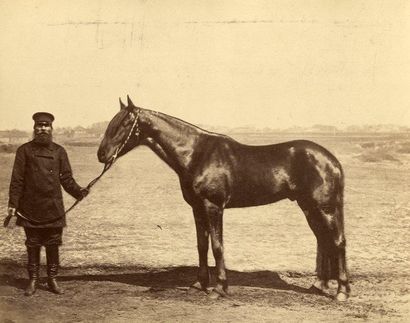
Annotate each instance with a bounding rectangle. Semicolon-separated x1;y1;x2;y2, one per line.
1;1;409;321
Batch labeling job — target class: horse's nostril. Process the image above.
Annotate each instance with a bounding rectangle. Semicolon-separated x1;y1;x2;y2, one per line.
97;150;105;163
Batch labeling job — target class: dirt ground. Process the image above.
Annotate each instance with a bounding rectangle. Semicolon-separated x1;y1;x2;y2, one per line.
1;137;410;322
0;262;409;322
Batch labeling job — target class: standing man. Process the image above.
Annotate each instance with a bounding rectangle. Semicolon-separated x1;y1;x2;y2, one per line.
7;112;89;296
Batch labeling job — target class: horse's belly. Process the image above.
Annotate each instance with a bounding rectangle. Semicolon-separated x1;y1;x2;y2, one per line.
225;186;289;208
223;165;295;208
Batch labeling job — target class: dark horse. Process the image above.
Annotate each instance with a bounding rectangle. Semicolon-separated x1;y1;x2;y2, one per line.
97;96;350;301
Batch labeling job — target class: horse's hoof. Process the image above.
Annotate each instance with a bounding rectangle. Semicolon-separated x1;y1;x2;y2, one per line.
309;284;327;295
208;290;222;300
208;287;228;300
335;292;349;302
309;285;322;294
310;279;329;294
187;286;206;295
187;282;207;295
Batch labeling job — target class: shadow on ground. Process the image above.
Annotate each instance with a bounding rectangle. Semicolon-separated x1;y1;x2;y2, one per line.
0;262;316;297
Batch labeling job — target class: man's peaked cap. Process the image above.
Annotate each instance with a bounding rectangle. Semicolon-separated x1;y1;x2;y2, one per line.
32;112;55;124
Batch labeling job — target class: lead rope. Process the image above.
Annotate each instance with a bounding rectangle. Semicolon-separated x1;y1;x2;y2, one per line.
63;161;113;215
64;108;140;215
4;158;114;227
4;108;141;227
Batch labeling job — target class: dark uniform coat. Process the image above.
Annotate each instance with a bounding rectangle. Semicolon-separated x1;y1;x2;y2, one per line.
8;140;83;228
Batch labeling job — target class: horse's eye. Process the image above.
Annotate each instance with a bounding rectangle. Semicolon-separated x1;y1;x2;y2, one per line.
124;114;136;127
123;117;132;127
108;112;134;136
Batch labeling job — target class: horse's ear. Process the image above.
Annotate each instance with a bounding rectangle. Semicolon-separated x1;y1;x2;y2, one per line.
127;95;135;108
119;98;126;110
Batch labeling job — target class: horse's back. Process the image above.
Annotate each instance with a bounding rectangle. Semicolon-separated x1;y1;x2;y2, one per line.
226;139;342;176
203;137;343;208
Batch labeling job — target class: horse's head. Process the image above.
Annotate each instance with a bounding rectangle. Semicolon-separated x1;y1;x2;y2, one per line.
97;96;141;164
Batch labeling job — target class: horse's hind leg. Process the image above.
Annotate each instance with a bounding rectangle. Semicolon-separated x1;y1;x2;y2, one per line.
297;200;329;292
330;204;350;301
298;199;350;301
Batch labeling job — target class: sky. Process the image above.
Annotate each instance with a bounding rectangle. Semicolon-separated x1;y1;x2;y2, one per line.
0;0;409;130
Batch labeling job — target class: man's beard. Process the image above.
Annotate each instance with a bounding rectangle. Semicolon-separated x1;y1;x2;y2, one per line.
33;131;53;146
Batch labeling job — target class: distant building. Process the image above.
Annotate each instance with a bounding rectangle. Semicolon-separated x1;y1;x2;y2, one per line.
73;126;87;138
0;130;30;144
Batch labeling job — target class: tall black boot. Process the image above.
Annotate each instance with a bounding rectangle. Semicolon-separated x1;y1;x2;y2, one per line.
46;245;64;294
25;246;40;296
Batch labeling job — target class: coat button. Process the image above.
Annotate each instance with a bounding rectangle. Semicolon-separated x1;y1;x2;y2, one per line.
50;170;53;173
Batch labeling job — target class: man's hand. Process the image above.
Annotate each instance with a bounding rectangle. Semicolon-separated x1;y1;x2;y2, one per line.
80;188;89;199
7;207;16;217
4;207;16;227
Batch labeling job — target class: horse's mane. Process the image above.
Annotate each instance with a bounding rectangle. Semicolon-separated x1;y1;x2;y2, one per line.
145;108;234;141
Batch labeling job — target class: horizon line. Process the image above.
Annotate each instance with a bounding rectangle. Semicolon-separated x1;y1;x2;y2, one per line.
1;122;409;133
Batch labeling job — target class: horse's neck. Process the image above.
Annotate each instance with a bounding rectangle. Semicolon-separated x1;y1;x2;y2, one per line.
141;110;204;173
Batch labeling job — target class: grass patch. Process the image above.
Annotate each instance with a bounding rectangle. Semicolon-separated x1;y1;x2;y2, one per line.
64;141;100;147
355;139;410;161
355;151;399;163
396;141;410;154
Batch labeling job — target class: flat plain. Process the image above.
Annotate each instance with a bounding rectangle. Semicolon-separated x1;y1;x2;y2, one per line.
1;132;409;322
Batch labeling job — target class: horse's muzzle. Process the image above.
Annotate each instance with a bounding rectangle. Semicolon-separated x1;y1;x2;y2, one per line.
97;148;108;164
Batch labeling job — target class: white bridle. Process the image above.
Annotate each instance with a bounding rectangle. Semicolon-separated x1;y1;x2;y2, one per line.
111;108;141;162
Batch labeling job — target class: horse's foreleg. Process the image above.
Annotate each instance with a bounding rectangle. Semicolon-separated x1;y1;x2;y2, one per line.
203;199;228;299
188;207;210;294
